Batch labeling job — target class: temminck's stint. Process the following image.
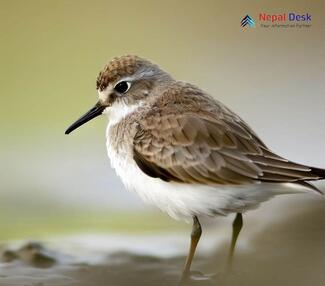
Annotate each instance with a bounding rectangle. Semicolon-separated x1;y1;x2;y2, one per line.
65;55;325;278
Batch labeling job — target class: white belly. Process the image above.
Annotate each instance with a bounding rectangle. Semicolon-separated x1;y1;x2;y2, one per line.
106;135;305;222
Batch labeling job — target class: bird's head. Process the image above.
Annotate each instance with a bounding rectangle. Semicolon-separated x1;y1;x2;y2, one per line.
65;55;172;134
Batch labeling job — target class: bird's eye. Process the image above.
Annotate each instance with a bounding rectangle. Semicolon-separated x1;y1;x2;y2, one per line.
114;81;131;94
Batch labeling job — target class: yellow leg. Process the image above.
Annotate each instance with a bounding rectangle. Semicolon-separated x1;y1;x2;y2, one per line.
182;216;202;278
227;213;243;268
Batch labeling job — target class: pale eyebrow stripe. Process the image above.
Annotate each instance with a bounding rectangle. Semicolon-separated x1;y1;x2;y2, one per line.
115;70;155;84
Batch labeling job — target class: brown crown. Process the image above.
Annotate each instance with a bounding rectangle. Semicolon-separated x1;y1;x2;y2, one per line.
96;55;151;91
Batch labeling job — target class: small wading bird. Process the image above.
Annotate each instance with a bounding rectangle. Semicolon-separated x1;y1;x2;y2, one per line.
65;55;325;279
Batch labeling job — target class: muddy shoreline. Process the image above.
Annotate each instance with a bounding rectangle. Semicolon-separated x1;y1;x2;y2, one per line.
1;197;325;286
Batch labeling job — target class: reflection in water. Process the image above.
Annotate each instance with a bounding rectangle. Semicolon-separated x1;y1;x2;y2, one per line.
1;198;325;286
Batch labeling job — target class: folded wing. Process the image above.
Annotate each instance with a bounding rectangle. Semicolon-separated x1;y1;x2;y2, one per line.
133;92;324;191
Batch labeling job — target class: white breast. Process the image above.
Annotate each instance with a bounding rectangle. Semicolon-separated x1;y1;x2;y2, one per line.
106;131;305;222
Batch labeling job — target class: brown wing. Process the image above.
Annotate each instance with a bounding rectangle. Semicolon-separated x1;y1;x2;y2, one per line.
133;111;323;186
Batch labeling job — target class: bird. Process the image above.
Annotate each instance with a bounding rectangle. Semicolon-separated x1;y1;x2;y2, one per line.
65;55;325;279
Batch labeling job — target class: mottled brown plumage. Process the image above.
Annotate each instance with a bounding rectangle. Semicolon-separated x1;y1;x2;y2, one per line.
132;82;323;189
91;55;325;192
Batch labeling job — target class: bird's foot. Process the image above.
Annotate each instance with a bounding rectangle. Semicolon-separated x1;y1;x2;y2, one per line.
179;270;211;285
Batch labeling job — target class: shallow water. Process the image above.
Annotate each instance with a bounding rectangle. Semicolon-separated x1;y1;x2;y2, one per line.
1;197;325;286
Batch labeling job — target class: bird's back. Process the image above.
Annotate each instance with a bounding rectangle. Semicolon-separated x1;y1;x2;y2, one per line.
132;81;325;191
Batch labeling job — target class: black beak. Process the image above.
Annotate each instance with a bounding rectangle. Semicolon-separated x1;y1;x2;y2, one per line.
65;102;106;134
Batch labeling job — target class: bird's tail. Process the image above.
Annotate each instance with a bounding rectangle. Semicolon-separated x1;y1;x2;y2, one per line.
294;166;325;195
310;167;325;180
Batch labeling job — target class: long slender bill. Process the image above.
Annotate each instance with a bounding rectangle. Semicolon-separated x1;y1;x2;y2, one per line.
65;102;106;134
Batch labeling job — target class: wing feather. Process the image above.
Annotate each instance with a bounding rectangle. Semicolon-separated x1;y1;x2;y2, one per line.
132;87;323;188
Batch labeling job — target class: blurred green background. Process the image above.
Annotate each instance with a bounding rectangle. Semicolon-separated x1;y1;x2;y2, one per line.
0;0;324;241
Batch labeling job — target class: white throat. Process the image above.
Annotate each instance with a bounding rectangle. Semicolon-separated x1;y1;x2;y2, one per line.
104;100;143;127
